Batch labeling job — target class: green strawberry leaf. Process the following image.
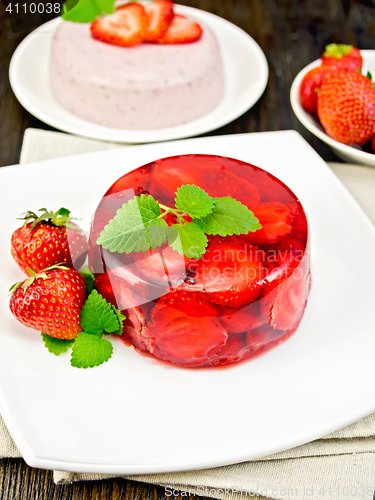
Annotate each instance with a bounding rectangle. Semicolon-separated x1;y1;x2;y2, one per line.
61;0;115;22
324;43;352;59
70;332;113;369
195;197;261;237
96;194;168;253
80;290;123;335
41;333;74;356
174;185;215;219
168;223;208;259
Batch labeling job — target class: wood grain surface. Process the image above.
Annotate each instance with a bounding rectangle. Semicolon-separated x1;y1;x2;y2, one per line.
1;0;375;498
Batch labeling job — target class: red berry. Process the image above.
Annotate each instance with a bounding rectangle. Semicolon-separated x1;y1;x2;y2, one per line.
205;333;251;367
241;202;292;245
144;0;174;42
91;3;148;47
156;14;202;44
299;65;337;114
9;267;86;340
11;209;88;276
152;155;261;207
317;69;375;146
217;301;265;334
261;256;310;331
195;236;264;308
145;290;228;367
321;44;362;71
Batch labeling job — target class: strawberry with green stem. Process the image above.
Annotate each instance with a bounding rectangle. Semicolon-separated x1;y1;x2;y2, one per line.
11;207;88;276
9;265;86;340
317;69;375;146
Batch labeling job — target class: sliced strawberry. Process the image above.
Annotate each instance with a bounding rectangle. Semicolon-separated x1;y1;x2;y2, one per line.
90;3;148;47
195;236;264;308
145;290;227;367
134;244;197;287
144;0;174;42
246;324;287;347
94;272;152;352
241;202;292;245
217;301;265;334
156;14;202;44
261;255;310;331
152;155;261;207
205;334;251;367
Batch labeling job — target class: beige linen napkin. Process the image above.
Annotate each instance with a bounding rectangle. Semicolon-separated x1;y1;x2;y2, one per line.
2;128;375;499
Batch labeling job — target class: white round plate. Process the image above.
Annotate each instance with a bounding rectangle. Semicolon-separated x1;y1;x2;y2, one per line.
9;6;268;144
290;50;375;167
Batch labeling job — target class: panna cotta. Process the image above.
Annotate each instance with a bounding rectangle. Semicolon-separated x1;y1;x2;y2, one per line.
49;19;225;129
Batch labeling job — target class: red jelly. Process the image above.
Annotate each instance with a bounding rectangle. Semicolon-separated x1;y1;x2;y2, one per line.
89;154;311;368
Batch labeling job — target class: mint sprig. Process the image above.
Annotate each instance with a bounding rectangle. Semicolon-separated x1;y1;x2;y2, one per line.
41;333;74;356
97;184;261;260
96;194;168;253
195;197;262;237
41;289;125;368
174;185;215;219
61;0;115;23
71;333;113;369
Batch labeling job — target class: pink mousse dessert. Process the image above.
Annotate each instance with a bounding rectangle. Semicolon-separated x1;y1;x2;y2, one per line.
49;9;225;129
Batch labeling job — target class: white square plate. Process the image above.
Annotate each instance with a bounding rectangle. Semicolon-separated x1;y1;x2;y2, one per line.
1;131;375;474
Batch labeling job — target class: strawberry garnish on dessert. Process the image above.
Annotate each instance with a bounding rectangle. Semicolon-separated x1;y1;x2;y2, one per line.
321;43;363;71
299;65;337;114
144;0;174;42
157;14;202;44
240;202;292;245
9;266;86;340
317;69;375;146
195;236;264;308
91;3;148;47
11;208;88;276
144;290;228;367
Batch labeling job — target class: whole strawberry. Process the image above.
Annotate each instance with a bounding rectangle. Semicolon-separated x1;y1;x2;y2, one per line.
11;208;88;276
321;43;362;71
299;65;337;114
317;70;375;146
9;266;86;340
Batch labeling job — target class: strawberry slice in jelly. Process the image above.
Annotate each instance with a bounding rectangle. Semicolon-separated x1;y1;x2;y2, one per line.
205;333;251;367
94;272;152;352
217;301;265;334
241;202;292;245
195;236;264;308
152;155;261;207
261;255;310;331
145;290;228;367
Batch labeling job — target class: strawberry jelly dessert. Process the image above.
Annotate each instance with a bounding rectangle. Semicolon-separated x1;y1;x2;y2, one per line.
89;154;310;368
49;16;224;129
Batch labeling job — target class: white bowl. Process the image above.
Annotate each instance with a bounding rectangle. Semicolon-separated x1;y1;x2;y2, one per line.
290;50;375;167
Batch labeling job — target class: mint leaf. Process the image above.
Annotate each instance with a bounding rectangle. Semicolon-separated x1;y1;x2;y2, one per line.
97;194;168;253
41;333;74;356
62;0;115;23
111;306;126;335
174;185;215;219
195;197;261;237
168;223;207;259
80;266;95;295
71;332;113;369
80;290;122;335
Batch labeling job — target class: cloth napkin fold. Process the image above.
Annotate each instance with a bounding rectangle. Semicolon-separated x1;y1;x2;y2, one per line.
2;128;375;500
